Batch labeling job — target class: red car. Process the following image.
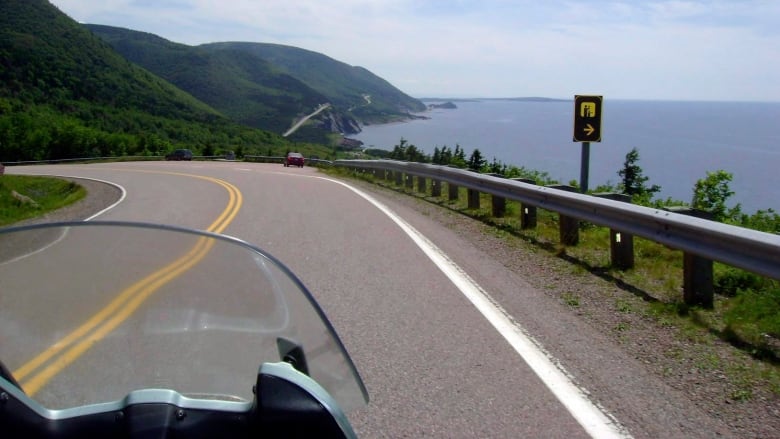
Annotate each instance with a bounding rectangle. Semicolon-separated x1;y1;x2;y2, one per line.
285;152;305;168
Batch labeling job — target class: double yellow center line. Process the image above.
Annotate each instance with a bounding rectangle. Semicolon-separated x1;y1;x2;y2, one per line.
13;172;242;396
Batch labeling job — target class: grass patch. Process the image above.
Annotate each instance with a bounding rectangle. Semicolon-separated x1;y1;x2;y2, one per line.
721;287;780;355
561;292;581;308
0;175;86;226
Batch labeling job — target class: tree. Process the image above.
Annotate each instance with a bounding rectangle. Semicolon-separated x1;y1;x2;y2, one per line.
692;170;741;222
618;147;660;204
405;143;426;163
467;148;486;171
432;146;442;164
451;144;467;168
488;157;504;175
439;146;453;165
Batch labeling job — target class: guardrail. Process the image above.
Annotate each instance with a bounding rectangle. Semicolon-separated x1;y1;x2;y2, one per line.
0;155;244;165
333;159;780;306
244;155;333;166
244;155;284;164
5;155;775;305
1;156;162;165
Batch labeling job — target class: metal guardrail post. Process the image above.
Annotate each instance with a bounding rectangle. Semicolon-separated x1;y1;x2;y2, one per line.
394;171;403;186
417;176;427;194
549;185;579;246
595;193;635;270
405;173;414;189
666;207;715;308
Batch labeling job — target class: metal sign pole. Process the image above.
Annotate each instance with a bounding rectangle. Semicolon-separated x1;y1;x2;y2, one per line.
573;95;602;194
580;141;590;193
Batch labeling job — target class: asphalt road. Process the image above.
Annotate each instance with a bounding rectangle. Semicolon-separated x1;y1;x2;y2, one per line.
3;162;733;438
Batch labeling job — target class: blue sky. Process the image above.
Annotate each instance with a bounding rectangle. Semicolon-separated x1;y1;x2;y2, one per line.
50;0;780;101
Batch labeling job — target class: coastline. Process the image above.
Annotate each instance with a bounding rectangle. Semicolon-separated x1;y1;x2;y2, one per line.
352;99;779;213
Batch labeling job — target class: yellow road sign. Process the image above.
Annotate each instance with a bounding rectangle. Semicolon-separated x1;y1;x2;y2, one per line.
573;95;603;142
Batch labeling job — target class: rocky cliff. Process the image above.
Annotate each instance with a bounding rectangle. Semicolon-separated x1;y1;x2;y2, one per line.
315;110;362;135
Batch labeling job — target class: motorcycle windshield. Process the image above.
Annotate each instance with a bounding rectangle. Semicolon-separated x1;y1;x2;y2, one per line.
0;222;368;412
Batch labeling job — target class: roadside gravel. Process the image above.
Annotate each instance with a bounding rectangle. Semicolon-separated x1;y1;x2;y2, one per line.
11;177;122;226
340;177;780;439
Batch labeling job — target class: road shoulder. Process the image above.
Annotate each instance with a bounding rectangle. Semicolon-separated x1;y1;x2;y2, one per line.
337;176;769;438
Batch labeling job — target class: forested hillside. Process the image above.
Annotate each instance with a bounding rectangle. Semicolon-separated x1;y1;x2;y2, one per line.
0;0;293;161
202;42;426;122
85;25;329;135
85;26;426;141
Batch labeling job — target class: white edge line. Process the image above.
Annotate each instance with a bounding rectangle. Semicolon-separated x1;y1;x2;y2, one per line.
0;175;126;266
317;176;633;439
75;176;127;221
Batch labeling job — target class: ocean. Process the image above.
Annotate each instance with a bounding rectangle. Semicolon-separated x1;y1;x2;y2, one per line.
352;99;780;213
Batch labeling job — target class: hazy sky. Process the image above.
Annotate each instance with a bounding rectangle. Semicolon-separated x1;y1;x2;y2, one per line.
50;0;779;101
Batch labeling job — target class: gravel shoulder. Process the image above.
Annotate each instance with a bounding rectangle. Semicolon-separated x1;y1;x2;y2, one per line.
338;176;779;439
12;177;122;226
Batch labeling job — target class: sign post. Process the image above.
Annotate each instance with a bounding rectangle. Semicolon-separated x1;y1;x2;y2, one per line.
573;95;603;193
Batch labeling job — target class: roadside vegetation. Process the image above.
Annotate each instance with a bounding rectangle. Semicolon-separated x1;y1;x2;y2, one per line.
0;175;85;226
325;138;780;401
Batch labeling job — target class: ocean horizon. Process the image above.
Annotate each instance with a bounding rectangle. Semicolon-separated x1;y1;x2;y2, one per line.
353;99;780;213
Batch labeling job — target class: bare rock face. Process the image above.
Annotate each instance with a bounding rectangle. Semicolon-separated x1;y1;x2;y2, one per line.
316;111;362;135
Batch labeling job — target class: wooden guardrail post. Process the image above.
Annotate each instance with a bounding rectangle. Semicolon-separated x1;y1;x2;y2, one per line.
448;182;459;201
432;179;442;197
486;174;506;218
511;178;537;229
492;195;506;217
594;193;634;270
548;185;579;245
521;203;537;229
467;188;480;209
665;207;715;308
417;176;427;194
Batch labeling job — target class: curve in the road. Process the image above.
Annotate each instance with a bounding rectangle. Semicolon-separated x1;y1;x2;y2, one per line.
14;171;242;396
312;174;631;439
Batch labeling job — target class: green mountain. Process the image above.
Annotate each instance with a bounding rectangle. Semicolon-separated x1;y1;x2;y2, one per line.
84;24;331;135
0;0;294;161
0;1;218;119
201;42;427;122
81;25;425;139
